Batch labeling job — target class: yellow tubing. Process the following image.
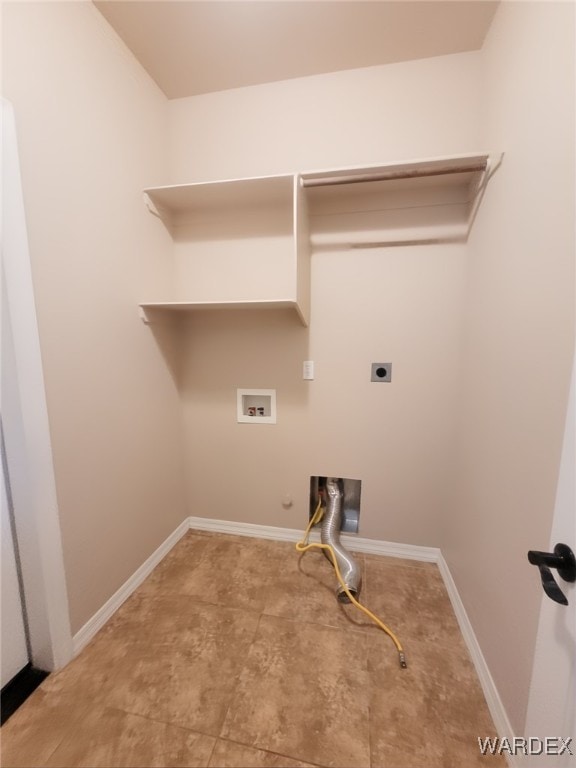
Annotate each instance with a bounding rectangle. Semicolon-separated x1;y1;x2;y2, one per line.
296;500;407;668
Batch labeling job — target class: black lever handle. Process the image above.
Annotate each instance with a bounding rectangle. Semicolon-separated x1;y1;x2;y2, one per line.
527;543;576;605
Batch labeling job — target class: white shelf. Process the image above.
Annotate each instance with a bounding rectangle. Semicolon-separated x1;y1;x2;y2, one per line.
142;173;310;326
144;174;294;229
139;299;306;325
302;153;500;248
140;153;501;324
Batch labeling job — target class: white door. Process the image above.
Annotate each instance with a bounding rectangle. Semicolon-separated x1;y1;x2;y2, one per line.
524;351;575;765
1;433;29;687
1;98;73;675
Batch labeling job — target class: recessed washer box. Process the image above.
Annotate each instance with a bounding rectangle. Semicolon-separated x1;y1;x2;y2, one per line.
237;389;277;424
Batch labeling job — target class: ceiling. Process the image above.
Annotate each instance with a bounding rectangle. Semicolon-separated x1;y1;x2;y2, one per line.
94;1;499;100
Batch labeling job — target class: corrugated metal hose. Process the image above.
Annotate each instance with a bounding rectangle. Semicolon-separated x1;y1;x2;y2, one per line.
295;478;407;669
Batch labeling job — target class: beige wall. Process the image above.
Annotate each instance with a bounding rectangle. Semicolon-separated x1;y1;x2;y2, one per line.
179;245;468;546
168;52;483;181
445;1;575;734
2;1;187;633
167;55;483;544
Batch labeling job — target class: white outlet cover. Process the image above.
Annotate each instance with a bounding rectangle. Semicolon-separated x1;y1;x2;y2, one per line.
303;361;314;380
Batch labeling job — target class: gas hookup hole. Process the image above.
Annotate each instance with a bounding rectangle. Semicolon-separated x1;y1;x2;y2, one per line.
310;477;361;533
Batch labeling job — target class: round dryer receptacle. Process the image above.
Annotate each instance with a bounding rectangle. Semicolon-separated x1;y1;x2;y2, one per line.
371;362;392;382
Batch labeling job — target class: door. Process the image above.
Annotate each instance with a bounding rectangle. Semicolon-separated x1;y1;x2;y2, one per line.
1;429;29;688
524;350;575;765
1;98;73;675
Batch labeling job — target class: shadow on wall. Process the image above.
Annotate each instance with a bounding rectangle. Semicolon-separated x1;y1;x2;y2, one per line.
145;308;310;408
143;310;188;388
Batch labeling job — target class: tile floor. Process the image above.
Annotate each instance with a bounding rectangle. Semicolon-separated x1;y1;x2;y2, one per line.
1;531;505;767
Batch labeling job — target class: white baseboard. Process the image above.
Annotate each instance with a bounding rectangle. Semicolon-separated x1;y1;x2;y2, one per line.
72;518;190;655
187;515;307;543
342;533;439;562
72;513;514;765
437;553;518;767
187;514;440;562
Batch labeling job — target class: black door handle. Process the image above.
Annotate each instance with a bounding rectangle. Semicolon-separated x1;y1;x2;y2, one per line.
527;543;576;605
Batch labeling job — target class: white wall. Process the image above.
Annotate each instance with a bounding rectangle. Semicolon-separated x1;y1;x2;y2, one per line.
2;1;187;633
445;1;575;734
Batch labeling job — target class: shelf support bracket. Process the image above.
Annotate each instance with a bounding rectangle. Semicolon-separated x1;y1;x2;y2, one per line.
138;305;152;324
143;192;162;220
466;152;505;238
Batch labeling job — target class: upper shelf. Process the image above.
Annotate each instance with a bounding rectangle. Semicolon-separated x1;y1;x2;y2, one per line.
302;154;501;249
300;154;492;187
144;153;501;245
144;174;294;231
302;153;502;248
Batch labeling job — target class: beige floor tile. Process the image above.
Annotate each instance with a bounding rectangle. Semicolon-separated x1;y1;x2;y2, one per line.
441;734;509;768
104;597;258;735
362;557;463;645
42;707;215;768
221;615;371;768
2;533;505;768
46;595;259;737
0;688;89;767
208;739;319;767
40;630;133;704
101;590;257;646
138;533;294;614
367;635;506;768
262;546;370;633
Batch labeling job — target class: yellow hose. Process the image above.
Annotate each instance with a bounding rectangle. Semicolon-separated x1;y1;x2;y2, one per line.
295;499;407;668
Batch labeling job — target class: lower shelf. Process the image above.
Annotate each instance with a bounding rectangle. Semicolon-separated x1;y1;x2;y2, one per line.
139;300;308;326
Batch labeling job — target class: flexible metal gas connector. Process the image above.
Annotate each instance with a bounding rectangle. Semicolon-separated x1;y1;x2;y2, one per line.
296;490;407;668
321;478;362;602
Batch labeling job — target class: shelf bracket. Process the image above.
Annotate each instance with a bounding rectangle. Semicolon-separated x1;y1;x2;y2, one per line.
466;152;504;238
143;192;163;220
138;305;152;324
